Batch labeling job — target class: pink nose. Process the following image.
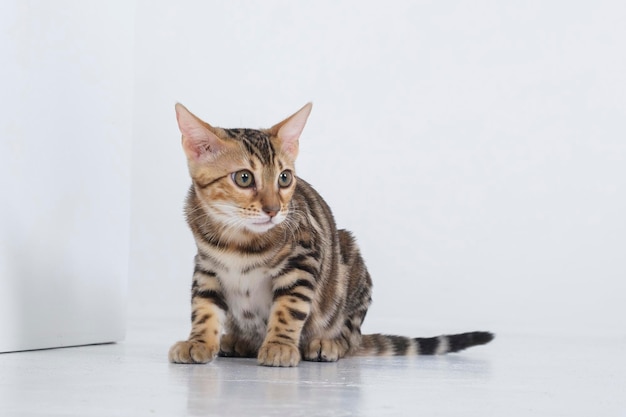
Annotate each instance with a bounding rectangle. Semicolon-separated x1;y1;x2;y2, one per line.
262;205;280;218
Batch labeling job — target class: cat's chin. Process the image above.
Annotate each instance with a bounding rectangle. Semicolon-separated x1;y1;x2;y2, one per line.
244;220;279;234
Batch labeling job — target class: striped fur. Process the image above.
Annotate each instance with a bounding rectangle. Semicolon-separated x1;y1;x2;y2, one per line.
168;103;494;367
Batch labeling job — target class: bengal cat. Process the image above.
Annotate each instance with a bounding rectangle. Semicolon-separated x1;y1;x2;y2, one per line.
168;102;494;367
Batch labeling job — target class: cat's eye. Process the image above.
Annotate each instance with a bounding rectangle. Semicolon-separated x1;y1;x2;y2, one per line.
232;170;255;188
278;170;293;188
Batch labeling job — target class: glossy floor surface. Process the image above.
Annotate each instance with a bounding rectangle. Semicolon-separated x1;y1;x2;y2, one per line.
1;318;624;417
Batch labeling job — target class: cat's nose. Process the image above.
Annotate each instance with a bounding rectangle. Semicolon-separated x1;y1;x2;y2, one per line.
262;205;280;218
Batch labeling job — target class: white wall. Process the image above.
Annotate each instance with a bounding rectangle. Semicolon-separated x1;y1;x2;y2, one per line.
0;1;134;352
131;1;626;337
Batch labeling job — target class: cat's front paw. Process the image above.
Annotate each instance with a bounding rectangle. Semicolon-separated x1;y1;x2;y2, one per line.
169;340;219;364
257;341;301;367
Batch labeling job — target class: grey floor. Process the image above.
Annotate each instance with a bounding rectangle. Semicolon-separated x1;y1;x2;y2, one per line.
1;317;625;417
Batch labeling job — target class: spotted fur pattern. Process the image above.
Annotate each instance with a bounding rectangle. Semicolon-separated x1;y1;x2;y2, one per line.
168;103;494;367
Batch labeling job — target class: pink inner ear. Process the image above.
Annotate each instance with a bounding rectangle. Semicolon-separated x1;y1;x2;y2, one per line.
280;141;298;159
185;127;224;161
182;134;208;159
176;103;224;160
276;103;312;159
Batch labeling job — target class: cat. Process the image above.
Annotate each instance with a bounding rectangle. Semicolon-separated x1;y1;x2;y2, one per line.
168;102;494;367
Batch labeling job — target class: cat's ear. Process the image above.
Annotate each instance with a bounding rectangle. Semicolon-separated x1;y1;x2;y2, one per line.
270;102;312;160
175;103;226;161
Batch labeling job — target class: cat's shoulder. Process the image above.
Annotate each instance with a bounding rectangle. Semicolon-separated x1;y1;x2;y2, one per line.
294;176;326;204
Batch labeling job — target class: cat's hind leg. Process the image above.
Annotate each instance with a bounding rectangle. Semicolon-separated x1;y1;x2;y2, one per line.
303;312;366;362
303;337;350;362
218;333;258;358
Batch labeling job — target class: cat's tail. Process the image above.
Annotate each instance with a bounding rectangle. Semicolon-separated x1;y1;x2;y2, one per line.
356;331;494;356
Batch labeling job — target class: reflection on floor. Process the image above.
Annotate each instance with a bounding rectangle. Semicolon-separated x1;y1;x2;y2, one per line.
0;318;624;416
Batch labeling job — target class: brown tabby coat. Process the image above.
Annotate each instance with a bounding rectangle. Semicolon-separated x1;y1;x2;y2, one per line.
169;103;493;367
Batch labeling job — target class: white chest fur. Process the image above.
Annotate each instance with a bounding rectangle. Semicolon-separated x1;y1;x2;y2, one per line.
197;247;274;337
221;266;273;334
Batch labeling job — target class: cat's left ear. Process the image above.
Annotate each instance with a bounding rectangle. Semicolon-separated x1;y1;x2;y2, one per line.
269;102;312;160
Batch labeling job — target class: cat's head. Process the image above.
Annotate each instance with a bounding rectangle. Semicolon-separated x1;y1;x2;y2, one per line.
175;102;312;235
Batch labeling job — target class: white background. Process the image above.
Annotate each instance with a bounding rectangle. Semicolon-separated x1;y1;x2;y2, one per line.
1;3;624;415
0;1;132;351
131;1;626;338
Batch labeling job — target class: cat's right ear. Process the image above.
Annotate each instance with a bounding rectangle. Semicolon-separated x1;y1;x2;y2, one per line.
175;103;226;161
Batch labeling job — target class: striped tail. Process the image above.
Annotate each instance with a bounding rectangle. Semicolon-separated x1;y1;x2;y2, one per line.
357;331;494;356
